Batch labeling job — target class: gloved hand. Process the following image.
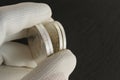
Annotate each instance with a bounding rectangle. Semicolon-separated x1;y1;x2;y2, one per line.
0;2;77;80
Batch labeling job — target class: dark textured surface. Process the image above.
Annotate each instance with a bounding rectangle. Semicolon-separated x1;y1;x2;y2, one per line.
0;0;120;80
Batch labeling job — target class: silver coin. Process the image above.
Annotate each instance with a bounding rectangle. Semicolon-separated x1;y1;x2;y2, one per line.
28;24;53;63
43;21;63;53
54;21;67;49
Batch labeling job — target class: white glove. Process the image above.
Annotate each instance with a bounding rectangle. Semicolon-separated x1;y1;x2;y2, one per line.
0;2;52;45
0;2;76;80
22;49;76;80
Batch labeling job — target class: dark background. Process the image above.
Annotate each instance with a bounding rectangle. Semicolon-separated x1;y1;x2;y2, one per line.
1;0;120;80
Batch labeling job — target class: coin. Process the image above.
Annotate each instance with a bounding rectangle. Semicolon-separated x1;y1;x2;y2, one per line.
28;24;53;63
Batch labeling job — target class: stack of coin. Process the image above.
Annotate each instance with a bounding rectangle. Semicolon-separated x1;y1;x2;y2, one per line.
28;21;66;63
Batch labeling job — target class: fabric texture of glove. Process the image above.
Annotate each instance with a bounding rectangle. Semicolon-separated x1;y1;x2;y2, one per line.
0;2;52;45
0;42;37;68
22;49;76;80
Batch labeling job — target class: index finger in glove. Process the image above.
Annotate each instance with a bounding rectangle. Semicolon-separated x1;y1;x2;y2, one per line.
0;2;52;45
